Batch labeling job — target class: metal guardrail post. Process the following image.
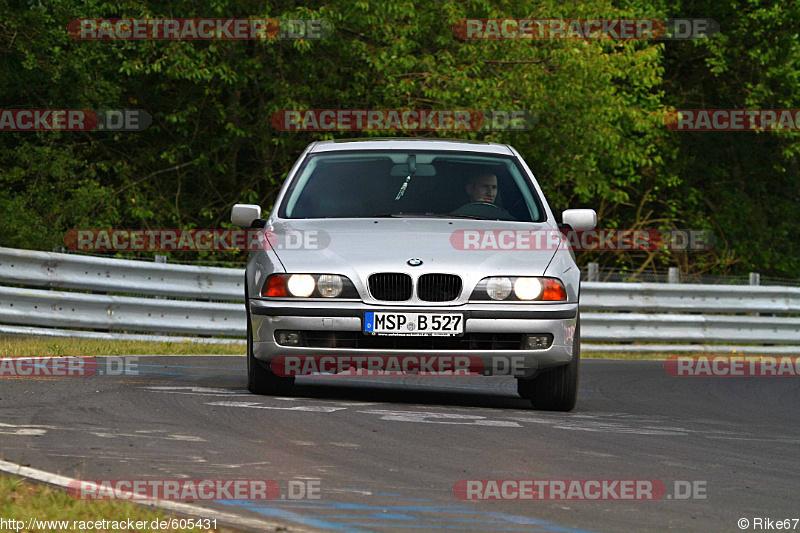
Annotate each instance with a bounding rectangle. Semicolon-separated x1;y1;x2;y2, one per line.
668;267;680;284
749;272;761;286
587;262;599;282
154;255;167;298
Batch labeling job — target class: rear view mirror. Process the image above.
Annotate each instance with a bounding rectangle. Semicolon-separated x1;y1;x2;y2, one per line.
562;209;597;230
231;204;262;227
390;163;437;176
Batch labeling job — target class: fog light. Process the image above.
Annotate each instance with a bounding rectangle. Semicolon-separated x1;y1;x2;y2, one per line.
276;331;302;346
524;334;553;350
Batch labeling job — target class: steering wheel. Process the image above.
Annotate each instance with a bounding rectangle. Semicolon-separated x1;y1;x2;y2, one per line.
451;201;515;220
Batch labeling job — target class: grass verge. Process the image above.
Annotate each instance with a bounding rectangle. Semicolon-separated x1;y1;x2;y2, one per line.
0;337;243;357
0;336;732;359
0;473;239;532
583;352;671;359
7;335;773;361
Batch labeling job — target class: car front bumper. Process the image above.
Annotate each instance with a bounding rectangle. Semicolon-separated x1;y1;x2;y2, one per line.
249;300;578;377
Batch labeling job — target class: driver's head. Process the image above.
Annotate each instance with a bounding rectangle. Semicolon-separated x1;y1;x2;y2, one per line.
466;173;498;203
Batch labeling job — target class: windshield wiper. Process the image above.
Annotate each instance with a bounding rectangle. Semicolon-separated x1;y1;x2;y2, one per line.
412;213;496;220
372;213;496;220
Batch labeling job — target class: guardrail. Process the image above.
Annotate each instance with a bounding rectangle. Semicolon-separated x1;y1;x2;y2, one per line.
1;247;799;353
580;281;800;314
0;286;242;336
0;246;243;300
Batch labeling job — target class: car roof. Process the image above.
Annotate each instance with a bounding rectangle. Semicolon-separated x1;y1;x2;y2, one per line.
308;138;514;154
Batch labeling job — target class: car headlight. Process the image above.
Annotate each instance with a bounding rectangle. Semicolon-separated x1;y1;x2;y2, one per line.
473;277;567;301
287;274;315;297
486;277;512;300
261;274;358;299
514;277;542;300
317;274;344;297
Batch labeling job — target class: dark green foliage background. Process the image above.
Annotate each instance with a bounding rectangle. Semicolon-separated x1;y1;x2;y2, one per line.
1;0;797;276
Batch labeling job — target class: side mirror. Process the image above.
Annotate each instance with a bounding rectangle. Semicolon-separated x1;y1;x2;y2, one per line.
231;204;262;228
562;209;597;230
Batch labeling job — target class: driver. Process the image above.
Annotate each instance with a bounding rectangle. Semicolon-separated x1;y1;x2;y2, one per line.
465;173;498;203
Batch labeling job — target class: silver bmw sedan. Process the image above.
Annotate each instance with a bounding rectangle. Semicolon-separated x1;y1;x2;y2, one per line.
232;138;596;411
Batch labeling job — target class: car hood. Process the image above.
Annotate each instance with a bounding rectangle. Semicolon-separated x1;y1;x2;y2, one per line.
264;218;559;278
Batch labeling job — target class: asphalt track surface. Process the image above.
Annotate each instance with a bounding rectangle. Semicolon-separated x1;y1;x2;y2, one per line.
1;356;798;532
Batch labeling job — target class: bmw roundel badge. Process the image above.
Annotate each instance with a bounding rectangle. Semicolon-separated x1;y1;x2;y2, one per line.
407;258;423;266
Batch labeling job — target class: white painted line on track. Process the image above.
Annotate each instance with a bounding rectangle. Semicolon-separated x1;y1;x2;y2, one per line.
0;459;316;533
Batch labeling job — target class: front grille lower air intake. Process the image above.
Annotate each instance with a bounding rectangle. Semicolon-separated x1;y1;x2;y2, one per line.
417;273;462;302
368;273;412;301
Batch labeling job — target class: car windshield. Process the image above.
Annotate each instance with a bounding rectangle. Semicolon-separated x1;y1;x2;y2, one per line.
279;150;546;222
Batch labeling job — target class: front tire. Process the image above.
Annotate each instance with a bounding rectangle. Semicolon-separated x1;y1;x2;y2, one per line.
517;317;580;411
246;282;295;395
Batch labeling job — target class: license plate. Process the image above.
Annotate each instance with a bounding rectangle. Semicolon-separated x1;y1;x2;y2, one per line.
364;312;463;336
